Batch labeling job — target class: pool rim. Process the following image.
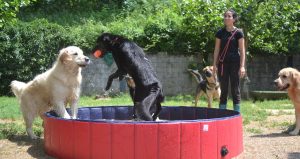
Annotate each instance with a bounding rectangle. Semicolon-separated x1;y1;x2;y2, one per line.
45;105;241;124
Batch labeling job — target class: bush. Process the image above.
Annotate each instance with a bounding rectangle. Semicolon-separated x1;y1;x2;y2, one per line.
0;18;109;96
0;19;71;95
2;0;299;95
68;21;107;51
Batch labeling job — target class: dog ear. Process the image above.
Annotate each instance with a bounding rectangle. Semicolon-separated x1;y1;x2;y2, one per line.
291;70;300;88
59;48;72;63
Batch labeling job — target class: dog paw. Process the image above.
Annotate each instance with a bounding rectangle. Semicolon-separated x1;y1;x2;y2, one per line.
289;129;299;135
63;114;71;119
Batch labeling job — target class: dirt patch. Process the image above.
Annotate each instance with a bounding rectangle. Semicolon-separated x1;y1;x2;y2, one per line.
0;115;299;159
240;114;300;159
0;135;53;159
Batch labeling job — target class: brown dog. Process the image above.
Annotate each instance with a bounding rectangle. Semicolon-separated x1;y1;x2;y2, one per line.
188;66;221;108
274;67;300;135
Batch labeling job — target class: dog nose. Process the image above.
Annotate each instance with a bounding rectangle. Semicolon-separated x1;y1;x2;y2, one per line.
85;57;90;62
205;71;212;77
273;80;278;86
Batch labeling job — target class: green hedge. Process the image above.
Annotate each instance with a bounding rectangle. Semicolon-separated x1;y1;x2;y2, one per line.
0;18;113;96
0;16;186;96
0;19;71;95
1;0;299;95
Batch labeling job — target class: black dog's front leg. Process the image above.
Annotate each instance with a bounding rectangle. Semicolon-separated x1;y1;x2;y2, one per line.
105;70;125;91
127;86;137;119
149;87;164;121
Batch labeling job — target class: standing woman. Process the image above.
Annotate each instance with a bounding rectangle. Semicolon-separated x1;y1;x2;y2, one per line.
212;9;246;112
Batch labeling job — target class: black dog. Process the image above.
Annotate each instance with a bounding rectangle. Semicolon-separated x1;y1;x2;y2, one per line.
105;73;137;118
92;33;164;121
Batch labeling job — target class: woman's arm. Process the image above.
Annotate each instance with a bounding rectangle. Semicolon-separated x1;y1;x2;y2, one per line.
213;38;221;74
238;37;246;78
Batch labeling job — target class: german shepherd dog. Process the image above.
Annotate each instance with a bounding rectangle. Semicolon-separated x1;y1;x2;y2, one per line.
92;33;164;121
94;74;135;101
104;73;135;100
188;66;221;108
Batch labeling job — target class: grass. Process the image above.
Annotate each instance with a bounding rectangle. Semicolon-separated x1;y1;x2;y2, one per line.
246;128;263;134
0;95;293;139
0;96;23;120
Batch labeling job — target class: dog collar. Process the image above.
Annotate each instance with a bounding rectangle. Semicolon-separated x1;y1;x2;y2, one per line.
206;82;219;90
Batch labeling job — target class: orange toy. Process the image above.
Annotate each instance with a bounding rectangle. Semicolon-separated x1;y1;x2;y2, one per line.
93;50;103;58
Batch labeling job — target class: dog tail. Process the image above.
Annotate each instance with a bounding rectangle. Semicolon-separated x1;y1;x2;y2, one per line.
10;80;26;99
187;69;203;83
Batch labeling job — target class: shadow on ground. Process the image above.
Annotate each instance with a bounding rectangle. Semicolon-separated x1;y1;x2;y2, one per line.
251;132;292;138
288;152;300;159
8;135;53;159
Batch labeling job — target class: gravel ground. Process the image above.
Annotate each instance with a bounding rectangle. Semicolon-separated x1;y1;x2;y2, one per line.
240;114;300;159
0;115;299;159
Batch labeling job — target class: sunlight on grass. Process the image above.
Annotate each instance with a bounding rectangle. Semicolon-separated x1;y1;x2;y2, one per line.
79;94;133;106
0;123;26;139
246;128;263;134
268;121;294;129
0;96;22;119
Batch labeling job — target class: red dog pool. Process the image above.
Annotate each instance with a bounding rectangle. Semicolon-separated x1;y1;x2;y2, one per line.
44;106;243;159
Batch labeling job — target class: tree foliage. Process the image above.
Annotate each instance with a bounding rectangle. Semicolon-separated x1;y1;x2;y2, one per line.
0;0;299;96
0;0;35;28
0;19;72;95
249;0;300;54
11;0;299;56
179;0;300;56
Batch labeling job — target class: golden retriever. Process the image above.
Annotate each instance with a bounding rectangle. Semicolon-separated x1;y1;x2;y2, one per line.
188;66;221;108
10;46;89;139
274;67;300;135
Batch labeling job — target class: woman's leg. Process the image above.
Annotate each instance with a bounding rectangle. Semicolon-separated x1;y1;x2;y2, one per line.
230;61;241;112
218;63;230;109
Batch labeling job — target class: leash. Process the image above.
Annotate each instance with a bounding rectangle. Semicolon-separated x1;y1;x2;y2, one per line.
218;29;238;76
